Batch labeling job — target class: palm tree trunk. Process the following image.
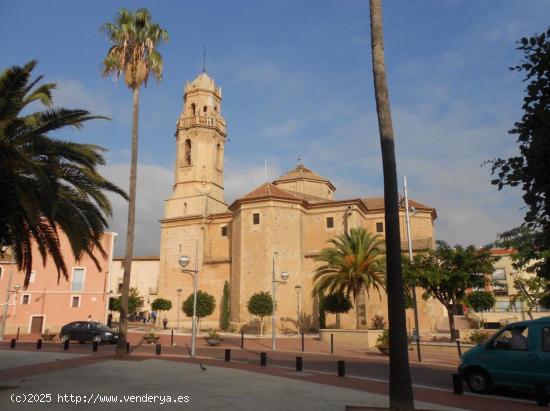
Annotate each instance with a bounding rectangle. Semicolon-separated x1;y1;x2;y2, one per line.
369;1;414;409
116;87;140;358
356;288;367;329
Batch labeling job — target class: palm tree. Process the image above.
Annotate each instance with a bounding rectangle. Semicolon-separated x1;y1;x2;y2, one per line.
312;227;386;329
0;60;127;285
369;0;415;408
100;8;168;357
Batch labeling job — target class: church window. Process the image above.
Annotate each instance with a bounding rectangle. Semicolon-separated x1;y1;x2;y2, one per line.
184;139;192;166
216;143;222;170
253;213;260;225
376;222;384;233
221;226;227;237
191;103;196;116
203;105;207;113
326;217;334;228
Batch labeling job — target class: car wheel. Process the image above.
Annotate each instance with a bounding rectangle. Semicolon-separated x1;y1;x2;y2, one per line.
93;335;102;344
467;368;491;394
61;334;70;343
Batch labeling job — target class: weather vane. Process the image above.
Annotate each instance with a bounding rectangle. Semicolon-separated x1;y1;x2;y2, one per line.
203;44;207;73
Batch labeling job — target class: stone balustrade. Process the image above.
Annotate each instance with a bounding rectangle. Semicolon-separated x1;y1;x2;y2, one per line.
178;115;226;133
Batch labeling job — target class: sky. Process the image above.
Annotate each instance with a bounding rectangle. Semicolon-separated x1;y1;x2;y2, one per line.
2;0;549;256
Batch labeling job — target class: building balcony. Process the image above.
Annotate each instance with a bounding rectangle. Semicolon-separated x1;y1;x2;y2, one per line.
177;115;226;134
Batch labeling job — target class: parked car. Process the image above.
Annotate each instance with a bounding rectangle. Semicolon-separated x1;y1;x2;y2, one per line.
59;321;119;344
458;316;550;393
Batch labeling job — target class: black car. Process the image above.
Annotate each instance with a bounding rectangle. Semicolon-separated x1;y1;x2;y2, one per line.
59;321;118;344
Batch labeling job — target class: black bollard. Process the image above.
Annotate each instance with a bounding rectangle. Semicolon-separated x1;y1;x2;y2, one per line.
456;339;462;357
36;339;42;350
16;327;20;341
301;332;304;352
535;383;549;407
296;356;303;372
337;360;345;377
10;339;16;349
92;340;98;352
260;352;267;367
330;333;334;354
63;340;69;350
171;330;174;346
225;348;231;362
452;374;463;395
155;343;161;356
126;342;130;353
241;331;244;349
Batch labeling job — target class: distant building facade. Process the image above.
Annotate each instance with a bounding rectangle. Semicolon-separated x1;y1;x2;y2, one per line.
0;232;116;334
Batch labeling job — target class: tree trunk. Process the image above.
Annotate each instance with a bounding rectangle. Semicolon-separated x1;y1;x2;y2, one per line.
369;1;414;409
527;308;533;320
356;288;367;329
260;317;263;336
447;306;459;341
335;313;341;329
116;87;140;358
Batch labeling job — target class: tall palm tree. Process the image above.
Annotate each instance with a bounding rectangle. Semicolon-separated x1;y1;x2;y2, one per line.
369;0;415;409
0;60;127;285
312;227;386;329
101;8;168;357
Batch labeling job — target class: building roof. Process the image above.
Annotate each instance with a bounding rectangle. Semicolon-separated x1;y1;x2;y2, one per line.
186;72;217;92
490;248;517;256
362;197;437;219
237;182;304;202
273;164;336;191
113;256;159;262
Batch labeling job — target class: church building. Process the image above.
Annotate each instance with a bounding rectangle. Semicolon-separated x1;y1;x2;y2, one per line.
157;71;441;332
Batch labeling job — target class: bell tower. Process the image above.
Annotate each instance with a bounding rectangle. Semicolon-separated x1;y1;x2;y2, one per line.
164;72;228;218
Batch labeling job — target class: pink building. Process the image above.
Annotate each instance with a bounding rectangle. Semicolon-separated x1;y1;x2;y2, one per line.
0;232;116;335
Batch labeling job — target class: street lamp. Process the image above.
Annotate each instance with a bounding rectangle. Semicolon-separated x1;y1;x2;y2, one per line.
403;176;421;362
179;254;199;358
294;285;302;334
272;252;288;351
176;288;183;331
0;246;15;342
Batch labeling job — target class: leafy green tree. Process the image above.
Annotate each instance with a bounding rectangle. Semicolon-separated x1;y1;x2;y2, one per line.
247;292;273;335
322;293;353;329
151;298;172;313
182;290;215;333
101;8;168;357
403;241;496;340
110;288;144;316
465;291;496;324
312;227;386;329
489;28;550;281
220;281;230;331
511;277;550;319
0;61;126;286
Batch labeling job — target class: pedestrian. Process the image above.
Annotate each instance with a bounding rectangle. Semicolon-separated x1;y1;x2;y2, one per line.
87;314;92;322
162;318;168;330
107;313;113;328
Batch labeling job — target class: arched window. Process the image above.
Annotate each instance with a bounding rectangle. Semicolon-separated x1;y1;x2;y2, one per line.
216;143;222;170
190;103;196;116
203;105;208;114
184;139;192;166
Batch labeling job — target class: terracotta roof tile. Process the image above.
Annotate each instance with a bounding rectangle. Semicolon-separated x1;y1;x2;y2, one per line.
274;164;331;184
238;182;303;202
362;196;437;218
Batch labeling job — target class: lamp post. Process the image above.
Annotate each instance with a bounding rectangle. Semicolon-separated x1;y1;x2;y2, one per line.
176;288;182;331
178;254;199;358
271;252;288;351
294;285;302;334
403;176;421;362
0;246;15;342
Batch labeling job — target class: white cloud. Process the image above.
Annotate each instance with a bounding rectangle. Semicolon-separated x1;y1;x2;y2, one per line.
101;163;172;256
